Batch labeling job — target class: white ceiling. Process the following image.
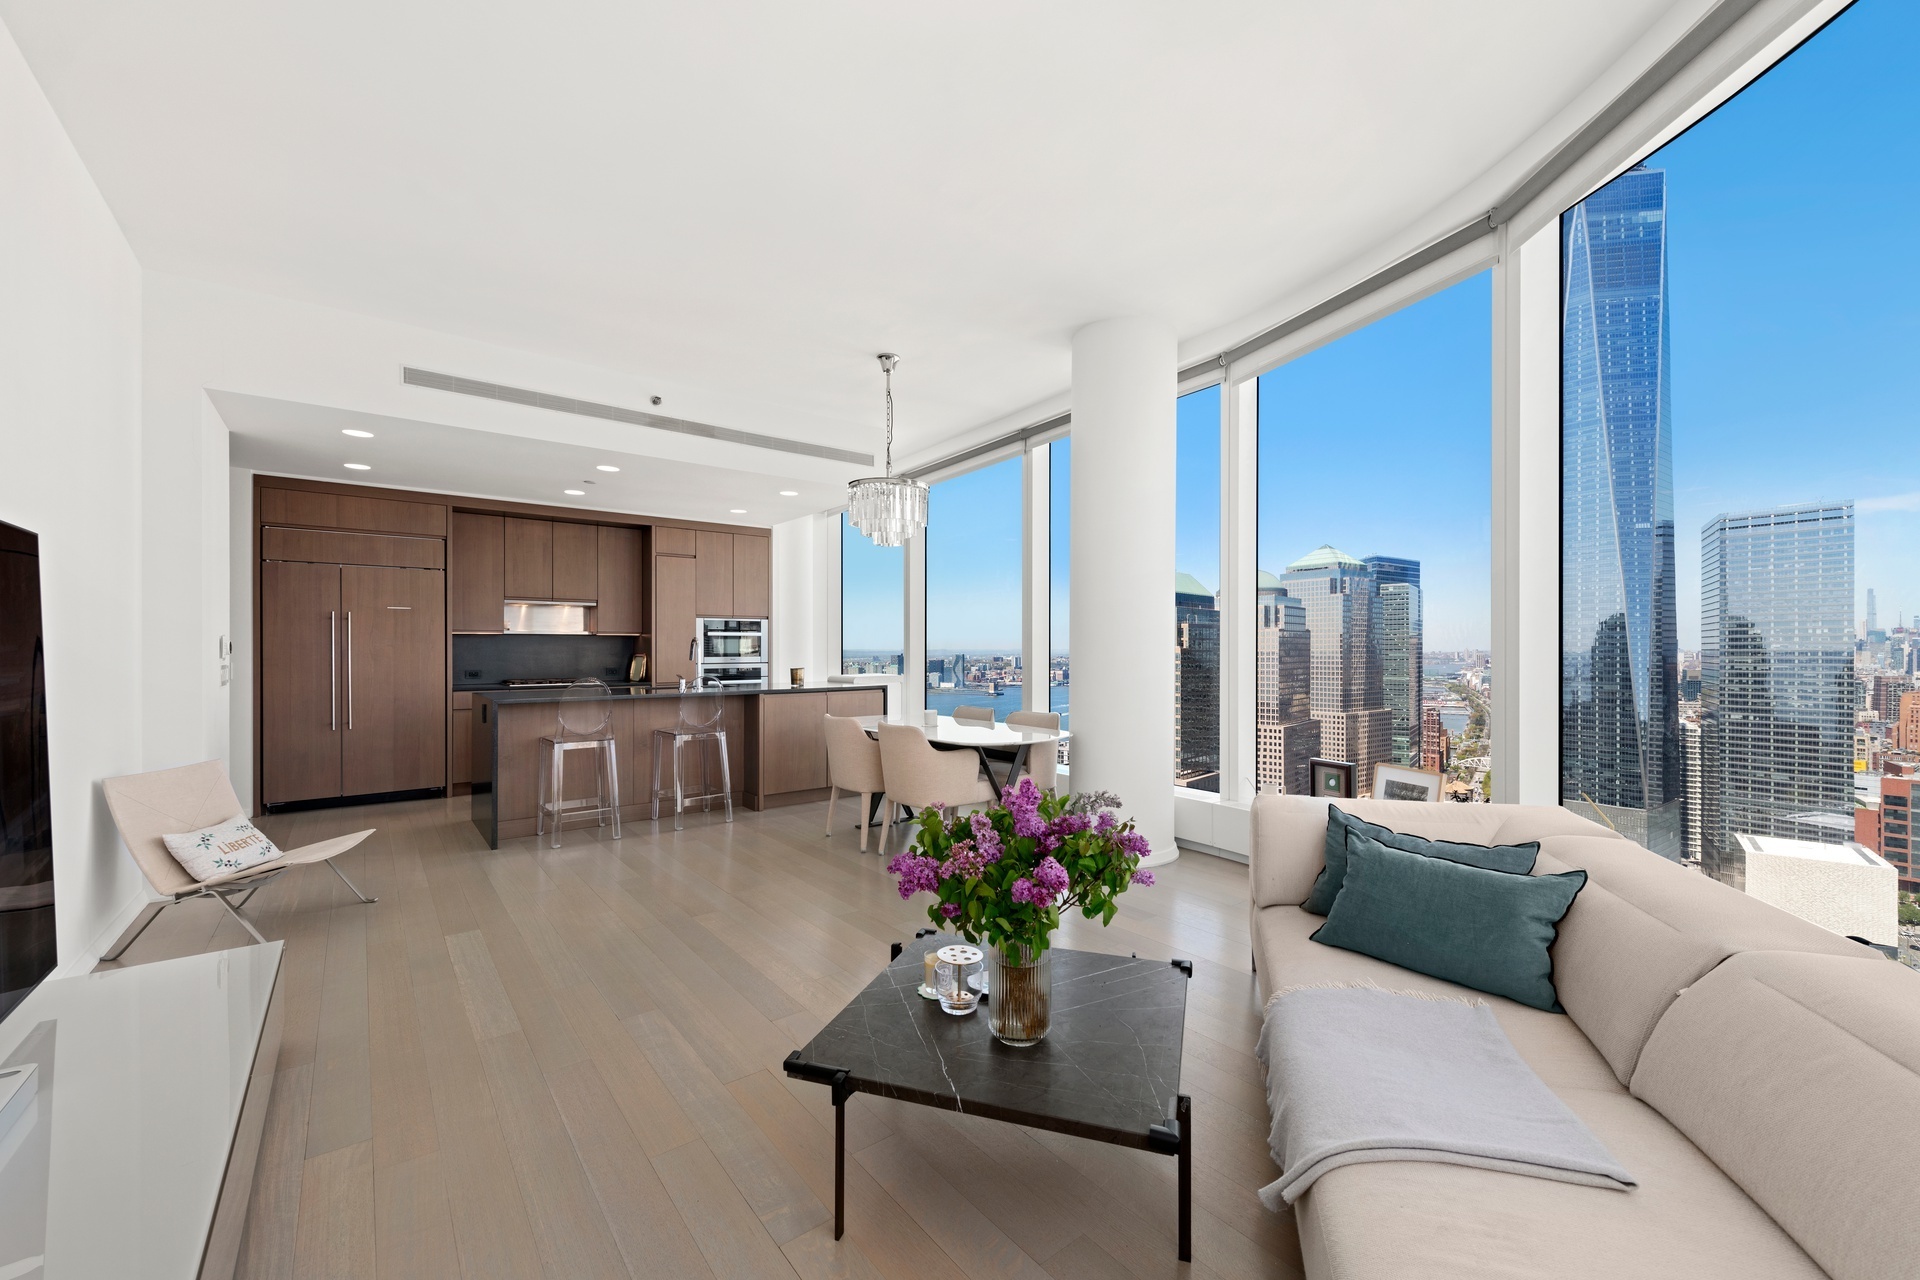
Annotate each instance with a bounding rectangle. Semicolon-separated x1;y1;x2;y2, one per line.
7;1;1685;469
215;392;836;527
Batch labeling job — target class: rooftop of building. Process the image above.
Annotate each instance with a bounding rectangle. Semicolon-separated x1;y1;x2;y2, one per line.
1735;833;1890;869
1285;545;1366;573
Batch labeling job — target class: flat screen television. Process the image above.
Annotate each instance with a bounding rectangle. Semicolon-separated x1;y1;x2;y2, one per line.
0;519;54;1020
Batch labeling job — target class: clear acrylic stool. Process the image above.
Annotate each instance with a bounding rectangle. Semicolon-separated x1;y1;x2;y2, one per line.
651;689;733;830
537;679;621;849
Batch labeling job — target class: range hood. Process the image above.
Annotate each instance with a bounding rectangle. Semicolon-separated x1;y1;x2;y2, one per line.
503;600;595;634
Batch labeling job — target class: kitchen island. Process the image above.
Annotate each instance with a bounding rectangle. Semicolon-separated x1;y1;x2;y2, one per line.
470;682;889;847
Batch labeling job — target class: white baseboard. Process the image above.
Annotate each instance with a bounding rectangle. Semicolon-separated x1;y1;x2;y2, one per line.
53;890;160;978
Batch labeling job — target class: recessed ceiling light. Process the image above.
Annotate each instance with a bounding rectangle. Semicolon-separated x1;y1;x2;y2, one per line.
729;508;747;514
343;463;371;470
779;490;799;497
596;465;620;472
341;428;374;438
564;489;586;496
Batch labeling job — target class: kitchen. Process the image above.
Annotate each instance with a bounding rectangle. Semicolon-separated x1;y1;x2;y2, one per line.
253;475;885;845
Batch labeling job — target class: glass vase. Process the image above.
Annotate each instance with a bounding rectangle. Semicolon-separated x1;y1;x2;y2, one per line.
989;943;1052;1047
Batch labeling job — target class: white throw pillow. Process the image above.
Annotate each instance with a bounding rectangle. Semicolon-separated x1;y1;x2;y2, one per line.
161;814;283;883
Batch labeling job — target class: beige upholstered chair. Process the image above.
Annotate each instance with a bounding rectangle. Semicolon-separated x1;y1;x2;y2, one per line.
952;704;994;725
1005;710;1061;794
875;722;996;851
824;714;886;851
101;761;375;959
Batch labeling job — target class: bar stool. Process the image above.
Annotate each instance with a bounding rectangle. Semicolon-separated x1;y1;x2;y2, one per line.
537;679;621;849
652;688;734;830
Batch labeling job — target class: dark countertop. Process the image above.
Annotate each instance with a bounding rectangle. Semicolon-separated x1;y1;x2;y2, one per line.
474;681;888;706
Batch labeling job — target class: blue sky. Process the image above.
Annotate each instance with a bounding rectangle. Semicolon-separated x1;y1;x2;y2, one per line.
1650;0;1918;647
849;0;1918;657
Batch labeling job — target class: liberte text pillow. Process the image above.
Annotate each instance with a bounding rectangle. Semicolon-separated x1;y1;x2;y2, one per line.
162;815;283;884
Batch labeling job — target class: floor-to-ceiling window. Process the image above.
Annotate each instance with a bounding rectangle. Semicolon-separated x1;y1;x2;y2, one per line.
841;511;903;675
925;454;1024;716
1176;386;1222;791
1559;1;1919;938
1255;273;1493;800
1049;438;1071;750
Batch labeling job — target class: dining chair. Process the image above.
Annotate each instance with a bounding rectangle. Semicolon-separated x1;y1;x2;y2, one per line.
875;722;996;852
1005;710;1061;794
952;705;995;725
824;714;885;851
100;760;375;959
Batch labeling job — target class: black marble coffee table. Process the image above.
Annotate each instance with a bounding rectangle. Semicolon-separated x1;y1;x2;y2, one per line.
784;933;1194;1260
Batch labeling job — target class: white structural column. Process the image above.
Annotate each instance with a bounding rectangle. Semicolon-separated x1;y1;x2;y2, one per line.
1071;317;1178;866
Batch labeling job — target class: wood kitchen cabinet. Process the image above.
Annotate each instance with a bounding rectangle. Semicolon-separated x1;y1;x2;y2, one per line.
261;562;446;805
732;535;770;617
595;525;643;633
502;517;554;599
694;531;734;616
552;522;599;600
448;512;504;631
653;553;698;685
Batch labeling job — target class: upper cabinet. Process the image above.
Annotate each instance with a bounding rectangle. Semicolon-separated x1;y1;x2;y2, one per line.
552;522;598;601
732;535;770;617
502;517;554;599
680;529;770;618
448;513;504;632
655;525;697;557
259;487;446;537
596;526;643;634
695;531;734;616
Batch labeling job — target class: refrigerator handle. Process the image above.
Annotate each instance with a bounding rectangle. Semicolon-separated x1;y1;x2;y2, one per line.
329;610;338;731
345;611;354;729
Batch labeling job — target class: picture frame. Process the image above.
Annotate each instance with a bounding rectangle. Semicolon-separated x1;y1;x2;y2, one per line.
1372;764;1443;803
1308;758;1357;800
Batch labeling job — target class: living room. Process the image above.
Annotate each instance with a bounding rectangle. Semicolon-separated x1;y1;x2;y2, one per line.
1;2;1915;1278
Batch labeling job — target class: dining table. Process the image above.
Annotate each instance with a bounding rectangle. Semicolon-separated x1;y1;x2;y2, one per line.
852;713;1070;804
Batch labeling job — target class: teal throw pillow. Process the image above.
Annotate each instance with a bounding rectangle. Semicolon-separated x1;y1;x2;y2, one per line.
1309;833;1587;1011
1302;806;1539;916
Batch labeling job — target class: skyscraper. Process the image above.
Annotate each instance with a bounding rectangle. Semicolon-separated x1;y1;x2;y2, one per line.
1865;586;1878;638
1560;165;1682;857
1366;556;1423;768
1277;546;1392;793
1255;573;1319;794
1700;501;1856;890
1174;573;1220;792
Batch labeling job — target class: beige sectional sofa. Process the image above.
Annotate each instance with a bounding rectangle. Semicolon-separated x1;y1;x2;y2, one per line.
1249;794;1920;1280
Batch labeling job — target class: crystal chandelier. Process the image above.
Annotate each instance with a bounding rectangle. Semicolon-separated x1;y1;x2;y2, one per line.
846;353;927;547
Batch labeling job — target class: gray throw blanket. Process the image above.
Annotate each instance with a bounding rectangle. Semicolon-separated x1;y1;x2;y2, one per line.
1256;983;1635;1208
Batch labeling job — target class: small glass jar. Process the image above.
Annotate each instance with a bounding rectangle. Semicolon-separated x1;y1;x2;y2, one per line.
934;944;983;1016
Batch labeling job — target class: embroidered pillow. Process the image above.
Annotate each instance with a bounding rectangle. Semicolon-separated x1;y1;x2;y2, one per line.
161;814;283;883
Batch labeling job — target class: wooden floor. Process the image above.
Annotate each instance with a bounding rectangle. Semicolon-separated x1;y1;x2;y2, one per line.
103;793;1302;1280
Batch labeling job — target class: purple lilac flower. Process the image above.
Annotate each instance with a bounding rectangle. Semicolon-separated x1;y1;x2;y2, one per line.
939;839;1000;880
1095;810;1118;834
969;812;1004;860
1032;855;1069;897
1009;876;1053;908
886;851;941;899
1117;829;1150;858
940;902;963;918
1006;777;1046;838
1130;869;1156;887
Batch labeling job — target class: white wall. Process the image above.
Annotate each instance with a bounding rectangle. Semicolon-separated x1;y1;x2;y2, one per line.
0;22;148;964
770;514;818;687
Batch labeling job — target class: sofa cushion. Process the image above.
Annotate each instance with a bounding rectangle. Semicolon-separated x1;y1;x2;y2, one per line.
1254;905;1622;1095
1310;836;1584;1011
1631;951;1920;1280
1296;1088;1826;1280
1548;875;1730;1084
1303;807;1537;915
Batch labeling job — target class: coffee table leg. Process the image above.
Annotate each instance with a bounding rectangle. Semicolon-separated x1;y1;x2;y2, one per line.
835;1090;846;1240
1178;1094;1192;1262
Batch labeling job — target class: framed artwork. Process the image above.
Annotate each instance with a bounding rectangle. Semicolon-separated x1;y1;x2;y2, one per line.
1373;764;1443;802
1308;758;1356;800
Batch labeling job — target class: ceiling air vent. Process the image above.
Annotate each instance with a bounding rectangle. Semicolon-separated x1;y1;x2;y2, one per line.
402;367;872;466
